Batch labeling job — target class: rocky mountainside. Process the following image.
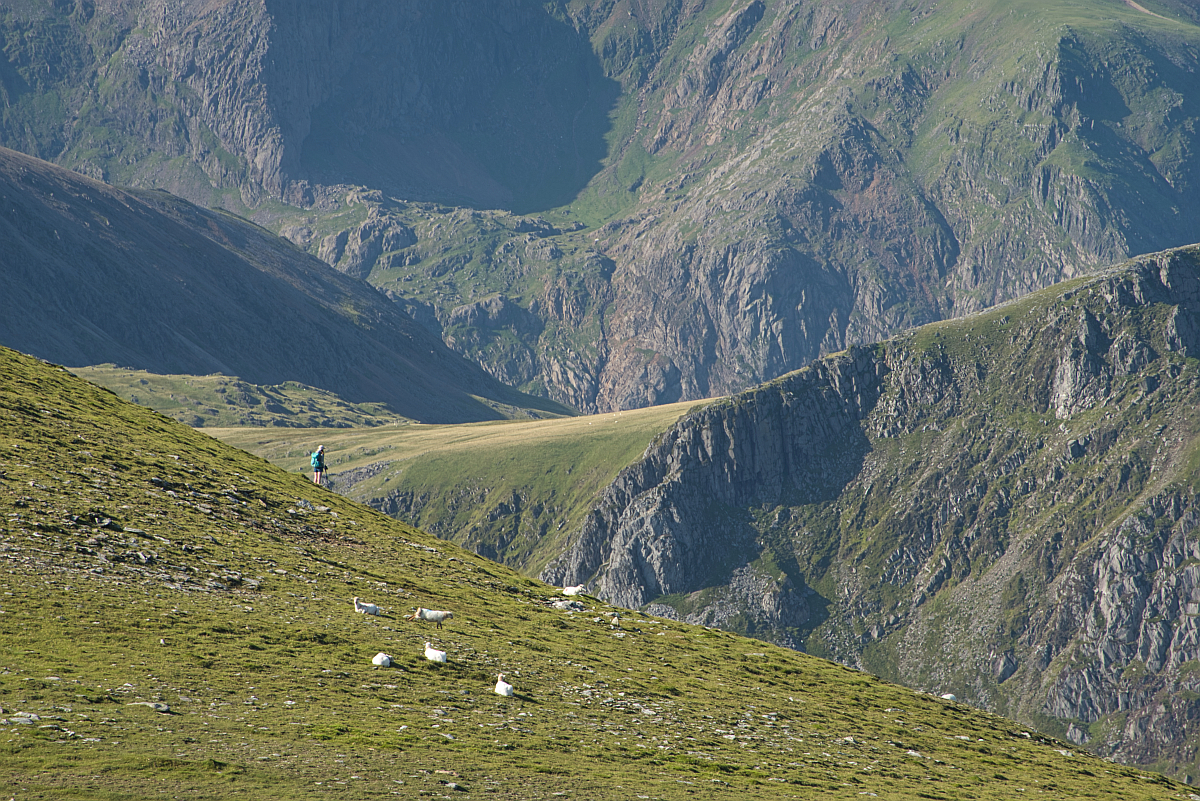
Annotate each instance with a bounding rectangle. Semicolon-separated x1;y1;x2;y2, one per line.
3;1;1200;411
536;243;1200;779
0;0;613;211
0;146;567;423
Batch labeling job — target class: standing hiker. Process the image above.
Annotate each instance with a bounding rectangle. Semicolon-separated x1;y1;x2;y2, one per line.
311;445;326;485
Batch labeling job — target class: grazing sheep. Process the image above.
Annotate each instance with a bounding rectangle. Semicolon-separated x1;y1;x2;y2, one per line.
494;673;514;697
424;642;448;663
353;597;380;615
405;607;454;628
562;585;586;596
372;652;392;667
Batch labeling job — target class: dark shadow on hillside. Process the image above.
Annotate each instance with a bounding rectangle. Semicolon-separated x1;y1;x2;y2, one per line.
0;146;564;424
278;1;619;213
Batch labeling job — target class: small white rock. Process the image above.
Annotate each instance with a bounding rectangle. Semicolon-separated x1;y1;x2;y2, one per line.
126;702;170;713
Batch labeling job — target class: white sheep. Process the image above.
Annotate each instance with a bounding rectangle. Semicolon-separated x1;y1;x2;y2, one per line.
405;607;454;628
424;642;448;663
562;585;586;596
353;597;380;615
372;652;392;667
494;673;514;697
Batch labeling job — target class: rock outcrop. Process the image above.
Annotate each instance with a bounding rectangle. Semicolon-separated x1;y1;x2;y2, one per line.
542;344;885;610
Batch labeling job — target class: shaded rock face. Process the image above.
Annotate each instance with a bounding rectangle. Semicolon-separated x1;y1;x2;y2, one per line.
542;246;1200;777
1042;499;1200;765
0;0;614;210
543;343;884;619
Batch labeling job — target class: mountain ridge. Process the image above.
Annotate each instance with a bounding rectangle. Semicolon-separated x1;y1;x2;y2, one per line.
535;242;1200;777
245;242;1200;778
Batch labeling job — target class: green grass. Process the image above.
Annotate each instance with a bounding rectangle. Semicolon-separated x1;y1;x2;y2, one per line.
71;366;413;429
206;401;702;572
1;344;1188;798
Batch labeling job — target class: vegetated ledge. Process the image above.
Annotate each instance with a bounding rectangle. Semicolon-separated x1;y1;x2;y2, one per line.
541;243;1200;781
0;343;1187;798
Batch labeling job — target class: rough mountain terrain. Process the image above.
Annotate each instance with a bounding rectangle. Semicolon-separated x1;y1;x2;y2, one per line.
531;244;1200;780
3;0;1200;411
8;0;1200;777
212;241;1200;780
0;146;567;423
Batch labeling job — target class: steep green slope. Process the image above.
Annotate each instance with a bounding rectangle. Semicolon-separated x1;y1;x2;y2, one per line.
208;400;701;572
0;346;1185;799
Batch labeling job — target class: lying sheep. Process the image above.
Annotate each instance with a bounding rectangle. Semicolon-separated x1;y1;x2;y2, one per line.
353;597;380;615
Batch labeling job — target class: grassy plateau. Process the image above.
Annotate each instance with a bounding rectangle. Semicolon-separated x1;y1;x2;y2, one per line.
206;401;701;572
0;344;1191;799
71;366;413;429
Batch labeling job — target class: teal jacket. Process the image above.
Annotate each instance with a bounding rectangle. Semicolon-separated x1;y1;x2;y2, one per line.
311;450;325;471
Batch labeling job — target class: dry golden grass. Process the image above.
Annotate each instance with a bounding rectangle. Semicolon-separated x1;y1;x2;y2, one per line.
207;399;703;475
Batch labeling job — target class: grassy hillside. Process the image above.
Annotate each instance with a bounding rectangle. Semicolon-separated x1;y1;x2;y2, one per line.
0;345;1185;798
208;400;701;571
72;366;413;429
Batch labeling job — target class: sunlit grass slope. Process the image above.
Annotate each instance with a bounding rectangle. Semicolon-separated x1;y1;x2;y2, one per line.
208;402;702;572
0;346;1188;799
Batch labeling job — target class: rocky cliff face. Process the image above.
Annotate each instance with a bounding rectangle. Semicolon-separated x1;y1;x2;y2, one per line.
542;245;1200;779
3;1;1200;414
354;0;1200;412
0;0;612;209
